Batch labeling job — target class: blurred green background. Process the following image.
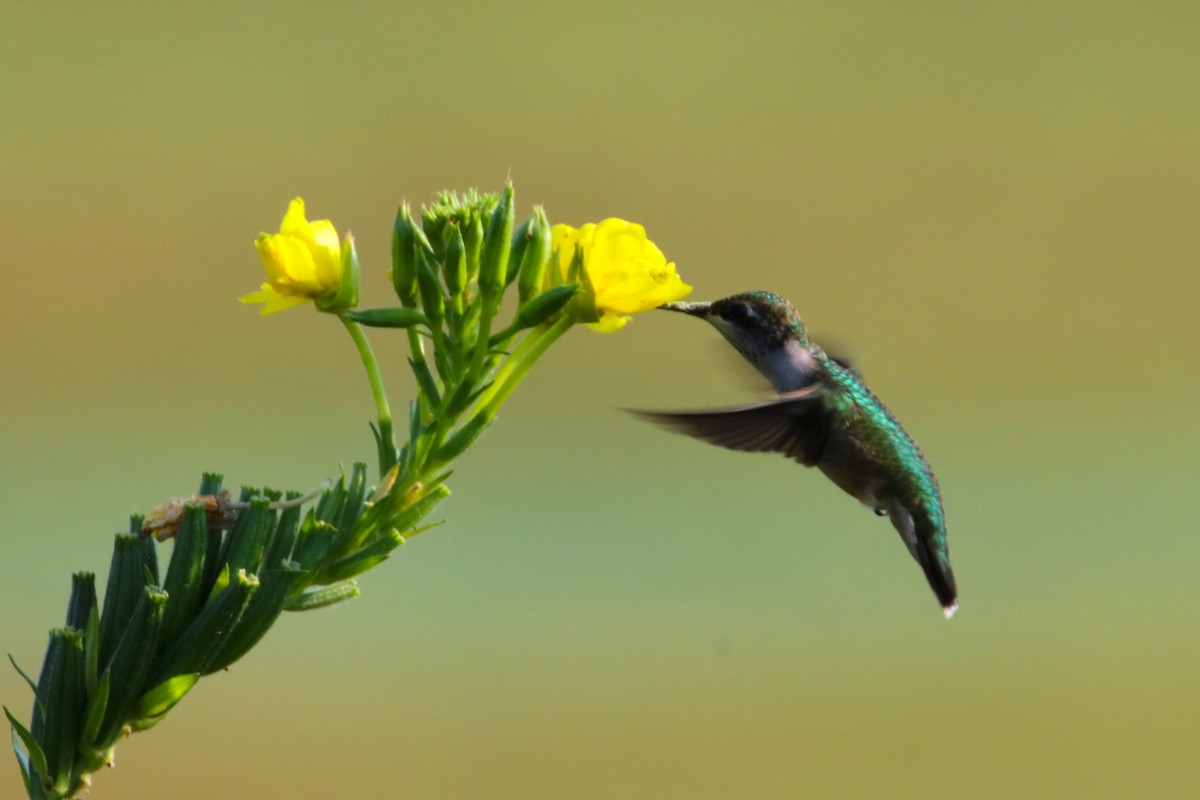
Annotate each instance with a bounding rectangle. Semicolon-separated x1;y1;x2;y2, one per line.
3;2;1198;797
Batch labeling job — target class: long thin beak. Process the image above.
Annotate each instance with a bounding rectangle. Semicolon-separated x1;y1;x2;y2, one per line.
659;301;712;316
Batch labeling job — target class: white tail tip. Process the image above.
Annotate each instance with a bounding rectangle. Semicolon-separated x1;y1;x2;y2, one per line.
943;603;959;620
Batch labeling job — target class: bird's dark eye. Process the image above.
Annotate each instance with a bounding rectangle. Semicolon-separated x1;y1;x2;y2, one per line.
726;303;749;320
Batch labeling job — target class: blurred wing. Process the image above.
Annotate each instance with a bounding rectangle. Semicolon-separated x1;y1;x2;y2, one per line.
629;386;832;466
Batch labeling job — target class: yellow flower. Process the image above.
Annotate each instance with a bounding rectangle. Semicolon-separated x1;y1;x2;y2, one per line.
551;218;691;332
241;198;357;314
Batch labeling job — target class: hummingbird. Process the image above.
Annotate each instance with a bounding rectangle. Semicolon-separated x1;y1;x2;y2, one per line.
633;291;957;618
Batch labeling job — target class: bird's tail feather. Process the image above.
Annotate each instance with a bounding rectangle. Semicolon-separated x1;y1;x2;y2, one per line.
914;536;958;618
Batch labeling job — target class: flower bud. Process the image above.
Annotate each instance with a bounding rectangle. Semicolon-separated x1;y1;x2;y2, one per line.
208;561;306;670
391;203;427;307
442;221;468;299
66;572;96;631
97;535;148;669
516;206;553;302
414;243;445;324
464;209;484;279
150;569;259;682
159;503;210;648
97;586;167;746
478;183;514;299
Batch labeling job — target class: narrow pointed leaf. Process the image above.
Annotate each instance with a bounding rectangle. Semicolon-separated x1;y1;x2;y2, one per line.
262;496;301;571
6;706;48;778
344;307;428;328
10;723;34;796
84;601;100;695
80;670;110;749
317;530;405;584
134;672;198;719
128;712;168;734
8;655;44;718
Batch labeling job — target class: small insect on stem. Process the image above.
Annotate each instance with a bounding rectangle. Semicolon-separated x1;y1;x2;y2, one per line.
141;480;333;542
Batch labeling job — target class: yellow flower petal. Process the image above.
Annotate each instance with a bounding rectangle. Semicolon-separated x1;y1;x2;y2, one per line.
239;283;313;315
242;198;347;314
552;218;690;332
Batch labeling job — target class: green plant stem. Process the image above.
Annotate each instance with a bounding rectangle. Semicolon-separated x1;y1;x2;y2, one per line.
469;301;496;382
475;315;573;419
340;316;395;474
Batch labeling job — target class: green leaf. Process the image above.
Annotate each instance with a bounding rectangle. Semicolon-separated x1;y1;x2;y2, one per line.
10;724;32;795
139;535;160;587
314;475;346;526
207;563;231;602
262;495;302;572
84;600;100;696
334;463;370;551
516;283;580;329
128;712;168;734
435;416;493;463
134;673;198;719
80;671;110;749
8;655;44;718
344;307;428;329
6;705;48;780
410;357;442;405
317;530;405;584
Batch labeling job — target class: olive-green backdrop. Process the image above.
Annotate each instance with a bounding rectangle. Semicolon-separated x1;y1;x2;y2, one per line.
3;2;1197;797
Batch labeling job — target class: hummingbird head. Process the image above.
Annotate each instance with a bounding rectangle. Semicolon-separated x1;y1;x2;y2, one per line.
662;291;810;357
661;292;818;391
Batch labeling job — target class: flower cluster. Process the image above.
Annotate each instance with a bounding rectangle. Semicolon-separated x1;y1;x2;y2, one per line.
242;194;690;332
8;182;691;800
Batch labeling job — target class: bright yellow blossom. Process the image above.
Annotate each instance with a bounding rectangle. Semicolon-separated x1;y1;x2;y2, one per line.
241;198;355;314
551;218;691;332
